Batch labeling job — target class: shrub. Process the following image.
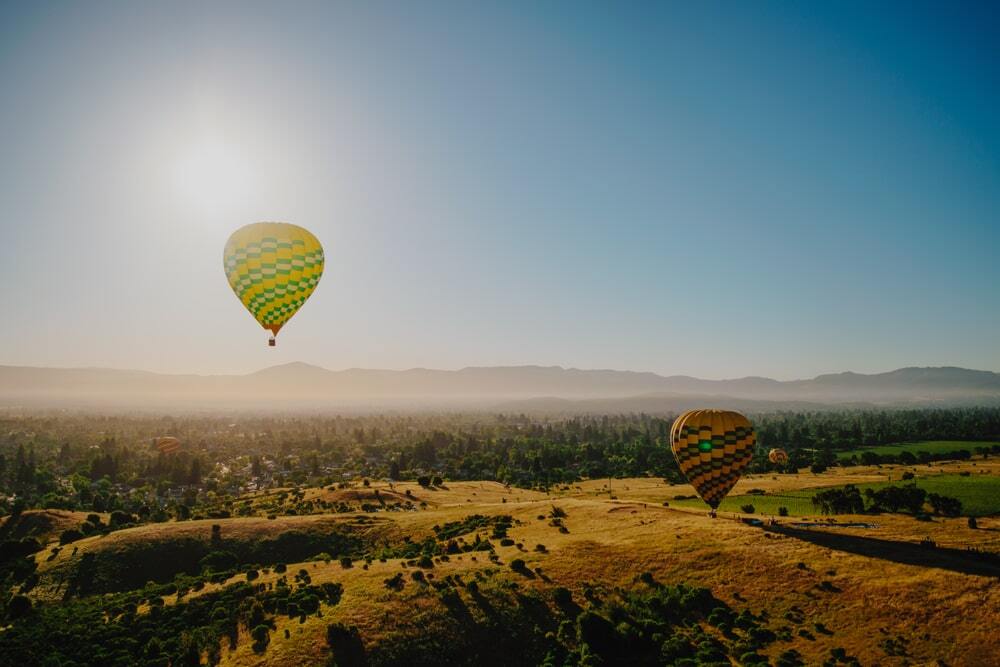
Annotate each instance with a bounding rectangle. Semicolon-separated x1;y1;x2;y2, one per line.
928;493;962;517
7;595;31;620
499;538;515;547
740;504;755;514
431;476;443;486
778;506;789;517
901;471;915;481
251;624;270;647
200;550;238;572
59;529;84;545
274;563;287;573
812;485;865;514
417;475;432;487
552;587;573;606
340;556;353;569
246;569;259;582
326;623;366;667
109;510;135;527
968;516;978;529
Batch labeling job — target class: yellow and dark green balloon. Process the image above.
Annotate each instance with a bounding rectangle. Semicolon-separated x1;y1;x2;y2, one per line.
223;222;324;344
670;409;755;508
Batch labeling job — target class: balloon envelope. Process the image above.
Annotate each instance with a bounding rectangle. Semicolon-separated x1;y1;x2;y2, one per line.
670;409;755;508
223;222;324;338
768;448;789;464
155;436;181;455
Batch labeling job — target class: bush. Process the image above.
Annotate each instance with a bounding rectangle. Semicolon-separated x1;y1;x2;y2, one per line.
109;510;135;527
326;623;366;667
200;550;238;572
901;471;915;481
812;485;865;514
274;563;287;573
417;475;432;487
552;587;573;606
59;529;84;545
740;504;755;514
7;594;31;620
246;569;259;581
928;493;962;517
340;556;353;569
778;506;789;517
251;624;270;647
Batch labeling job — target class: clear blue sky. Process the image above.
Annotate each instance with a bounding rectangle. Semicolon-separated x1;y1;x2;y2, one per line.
0;1;997;379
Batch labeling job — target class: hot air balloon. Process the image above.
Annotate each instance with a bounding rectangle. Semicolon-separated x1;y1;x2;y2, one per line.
223;222;324;346
670;409;755;509
768;448;789;465
154;436;181;455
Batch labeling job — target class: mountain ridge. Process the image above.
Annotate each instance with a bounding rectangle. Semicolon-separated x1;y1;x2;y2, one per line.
0;363;998;411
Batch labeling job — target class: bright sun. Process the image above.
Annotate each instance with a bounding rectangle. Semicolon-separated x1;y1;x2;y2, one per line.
170;138;255;212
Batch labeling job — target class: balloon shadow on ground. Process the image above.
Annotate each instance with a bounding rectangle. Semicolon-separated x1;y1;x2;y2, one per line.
761;525;1000;578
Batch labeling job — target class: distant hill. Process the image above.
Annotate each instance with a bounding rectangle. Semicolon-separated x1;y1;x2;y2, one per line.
0;363;998;412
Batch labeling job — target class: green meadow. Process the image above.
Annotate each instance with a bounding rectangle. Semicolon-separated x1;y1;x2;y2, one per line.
669;473;1000;517
835;440;999;460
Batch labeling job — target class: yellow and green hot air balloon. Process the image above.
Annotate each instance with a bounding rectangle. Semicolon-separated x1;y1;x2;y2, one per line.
670;409;755;509
223;222;324;346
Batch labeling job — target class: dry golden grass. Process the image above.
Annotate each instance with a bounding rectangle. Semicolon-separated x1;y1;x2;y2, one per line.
0;509;105;545
208;478;1000;666
28;470;1000;666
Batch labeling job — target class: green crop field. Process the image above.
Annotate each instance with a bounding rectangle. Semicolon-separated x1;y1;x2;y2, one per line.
835;440;1000;460
668;473;1000;517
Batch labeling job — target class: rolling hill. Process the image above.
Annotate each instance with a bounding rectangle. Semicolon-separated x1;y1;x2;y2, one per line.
0;363;998;411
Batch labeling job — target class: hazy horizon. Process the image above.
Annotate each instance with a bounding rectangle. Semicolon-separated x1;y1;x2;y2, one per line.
2;2;998;380
2;359;999;383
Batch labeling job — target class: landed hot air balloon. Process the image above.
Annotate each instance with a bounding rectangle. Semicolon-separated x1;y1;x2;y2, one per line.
670;409;755;508
223;222;324;346
154;436;181;455
768;448;789;465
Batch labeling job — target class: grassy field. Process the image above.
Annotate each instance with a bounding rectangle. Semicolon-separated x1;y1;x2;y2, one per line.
21;470;1000;666
836;440;1000;460
668;473;1000;517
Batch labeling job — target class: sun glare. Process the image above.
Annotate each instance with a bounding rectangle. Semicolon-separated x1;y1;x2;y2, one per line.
170;138;255;213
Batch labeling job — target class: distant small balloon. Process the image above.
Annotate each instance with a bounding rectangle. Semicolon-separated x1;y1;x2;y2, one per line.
768;448;789;465
670;409;755;508
223;222;324;345
155;436;181;455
